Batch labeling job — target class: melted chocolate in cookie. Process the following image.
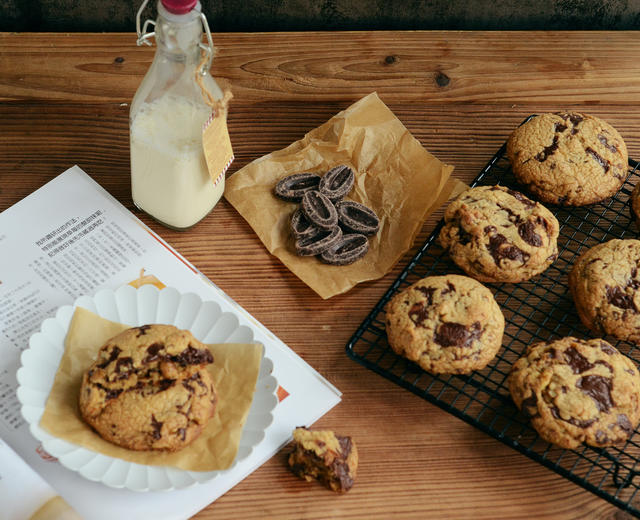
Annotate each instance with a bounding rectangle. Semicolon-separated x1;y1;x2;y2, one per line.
136;325;152;337
563;346;594;374
415;286;436;306
518;220;543;247
434;321;482;348
606;286;637;311
409;303;430;327
577;375;614;413
536;135;559;162
151;415;163;440
507;188;537;209
170;345;214;366
97;346;121;369
488;234;530;265
586;147;611;173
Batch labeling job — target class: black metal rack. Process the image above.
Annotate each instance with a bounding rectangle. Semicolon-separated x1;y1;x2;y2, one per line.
345;139;640;516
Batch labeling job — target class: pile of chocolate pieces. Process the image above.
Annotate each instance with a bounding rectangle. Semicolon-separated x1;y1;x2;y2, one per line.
274;165;380;265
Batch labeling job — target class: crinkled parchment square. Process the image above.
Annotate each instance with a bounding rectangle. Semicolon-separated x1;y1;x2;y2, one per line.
225;92;459;299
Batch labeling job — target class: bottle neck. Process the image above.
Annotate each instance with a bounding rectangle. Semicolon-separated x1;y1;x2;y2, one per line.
154;1;203;64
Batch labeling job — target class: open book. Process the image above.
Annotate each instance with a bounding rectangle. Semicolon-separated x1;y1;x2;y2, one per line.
0;166;341;520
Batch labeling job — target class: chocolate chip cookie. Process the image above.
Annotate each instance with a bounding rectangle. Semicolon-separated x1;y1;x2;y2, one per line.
79;324;217;452
384;274;505;374
508;337;640;449
569;239;640;344
439;185;559;283
507;112;628;206
288;427;358;493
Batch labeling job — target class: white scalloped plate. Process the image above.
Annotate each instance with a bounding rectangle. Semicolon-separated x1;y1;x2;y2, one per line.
16;285;278;492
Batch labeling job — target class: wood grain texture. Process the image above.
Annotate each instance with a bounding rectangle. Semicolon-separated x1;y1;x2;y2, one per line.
2;31;640;520
3;31;640;104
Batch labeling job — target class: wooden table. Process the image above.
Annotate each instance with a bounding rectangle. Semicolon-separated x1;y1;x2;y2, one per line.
2;31;640;519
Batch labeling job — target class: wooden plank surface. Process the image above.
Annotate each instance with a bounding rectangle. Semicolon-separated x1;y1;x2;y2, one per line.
1;31;640;520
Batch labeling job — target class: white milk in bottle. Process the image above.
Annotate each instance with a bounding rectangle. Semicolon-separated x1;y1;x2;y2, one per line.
130;0;226;230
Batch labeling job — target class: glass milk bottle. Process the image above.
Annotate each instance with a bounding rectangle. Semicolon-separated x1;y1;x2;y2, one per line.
130;0;225;230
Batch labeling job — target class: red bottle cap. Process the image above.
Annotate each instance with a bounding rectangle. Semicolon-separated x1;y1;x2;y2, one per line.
161;0;197;15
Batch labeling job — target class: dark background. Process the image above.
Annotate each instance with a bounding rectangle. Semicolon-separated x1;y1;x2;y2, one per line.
3;0;640;32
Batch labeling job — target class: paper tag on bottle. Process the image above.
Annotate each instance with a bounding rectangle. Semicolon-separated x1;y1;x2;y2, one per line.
202;109;234;187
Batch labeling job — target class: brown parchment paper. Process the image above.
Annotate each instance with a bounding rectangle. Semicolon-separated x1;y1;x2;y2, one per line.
39;307;263;471
224;91;461;299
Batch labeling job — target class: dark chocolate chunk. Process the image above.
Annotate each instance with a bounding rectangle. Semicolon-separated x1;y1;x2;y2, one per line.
457;225;473;245
507;188;537;208
563;346;594;374
551;406;596;428
440;282;456;295
577;375;614;413
336;200;380;236
331;436;355;491
97;346;121;369
586;147;610;173
415;286;436;305
518;220;543;247
319;165;355;201
497;203;522;224
319;233;369;265
104;388;123;400
136;325;152;337
296;226;342;256
536;135;559;162
433;321;482;348
290;209;318;240
521;394;539;418
170;345;214;366
576;375;615;412
301;190;338;230
274;173;321;202
595;430;611;444
600;342;617;356
144;342;164;363
617;413;633;434
157;378;175;392
487;233;530;265
554;122;568;133
115;356;134;380
150;415;163;440
408;302;430;327
606;285;637;311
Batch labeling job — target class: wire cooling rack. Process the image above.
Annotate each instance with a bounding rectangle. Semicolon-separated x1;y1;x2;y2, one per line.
346;137;640;516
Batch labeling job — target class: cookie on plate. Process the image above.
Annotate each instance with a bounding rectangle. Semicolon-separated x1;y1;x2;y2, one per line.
507;112;628;206
384;274;504;374
439;185;559;283
569;239;640;344
288;427;358;493
79;324;217;452
508;336;640;449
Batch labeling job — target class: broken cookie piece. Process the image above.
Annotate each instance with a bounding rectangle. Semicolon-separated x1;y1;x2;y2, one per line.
288;427;358;492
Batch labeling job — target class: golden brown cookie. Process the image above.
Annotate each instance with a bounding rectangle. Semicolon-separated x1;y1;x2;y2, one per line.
78;324;217;452
288;427;358;493
507;112;628;206
439;185;559;283
508;337;640;449
384;274;504;374
569;239;640;345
